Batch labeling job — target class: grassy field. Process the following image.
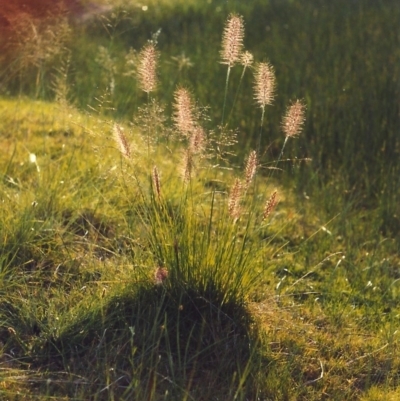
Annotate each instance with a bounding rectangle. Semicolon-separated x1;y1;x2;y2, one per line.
0;0;399;400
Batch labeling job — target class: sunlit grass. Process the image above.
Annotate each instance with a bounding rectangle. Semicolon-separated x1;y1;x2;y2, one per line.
0;93;398;401
1;0;400;399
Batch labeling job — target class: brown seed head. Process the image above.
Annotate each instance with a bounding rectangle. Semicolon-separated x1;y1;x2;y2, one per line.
282;100;306;138
220;14;244;67
173;87;195;137
263;190;278;220
228;178;242;220
152;165;161;199
113;123;131;159
138;43;158;93
254;62;276;109
154;266;168;285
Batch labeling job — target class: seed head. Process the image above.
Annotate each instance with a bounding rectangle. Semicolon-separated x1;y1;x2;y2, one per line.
189;126;206;155
254;62;276;109
240;51;254;69
263;190;278;220
113;123;131;159
154;266;168;285
173;87;195;137
282;100;306;138
244;150;257;191
220;14;244;67
181;149;194;184
228;178;242;220
152;166;161;199
138;43;158;93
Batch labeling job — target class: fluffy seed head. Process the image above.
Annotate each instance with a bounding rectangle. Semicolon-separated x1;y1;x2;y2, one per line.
173;87;195;137
113;123;131;159
138;43;158;93
254;62;276;108
244;150;257;190
228;178;242;220
189;126;206;155
263;190;278;220
220;14;244;67
282;100;306;138
240;51;254;68
181;149;194;184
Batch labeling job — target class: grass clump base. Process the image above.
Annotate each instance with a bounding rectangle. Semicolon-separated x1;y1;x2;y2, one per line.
32;281;258;400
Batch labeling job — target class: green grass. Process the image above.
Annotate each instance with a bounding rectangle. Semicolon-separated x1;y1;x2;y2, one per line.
1;0;400;399
4;0;398;234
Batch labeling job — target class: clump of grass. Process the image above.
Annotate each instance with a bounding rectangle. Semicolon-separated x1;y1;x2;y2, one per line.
111;15;299;309
23;12;301;399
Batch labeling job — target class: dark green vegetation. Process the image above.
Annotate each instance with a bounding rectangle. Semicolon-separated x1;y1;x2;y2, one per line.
0;0;399;400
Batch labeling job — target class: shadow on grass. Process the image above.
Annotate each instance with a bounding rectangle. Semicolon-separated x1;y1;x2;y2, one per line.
29;279;262;400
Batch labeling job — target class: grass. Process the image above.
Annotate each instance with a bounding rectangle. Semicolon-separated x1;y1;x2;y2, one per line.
4;0;398;234
1;0;400;399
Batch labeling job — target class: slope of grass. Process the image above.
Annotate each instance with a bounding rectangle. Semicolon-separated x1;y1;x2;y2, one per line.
0;91;399;400
3;0;397;236
0;0;400;399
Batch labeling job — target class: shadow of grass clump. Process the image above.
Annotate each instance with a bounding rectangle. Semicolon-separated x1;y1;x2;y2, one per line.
33;279;260;400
